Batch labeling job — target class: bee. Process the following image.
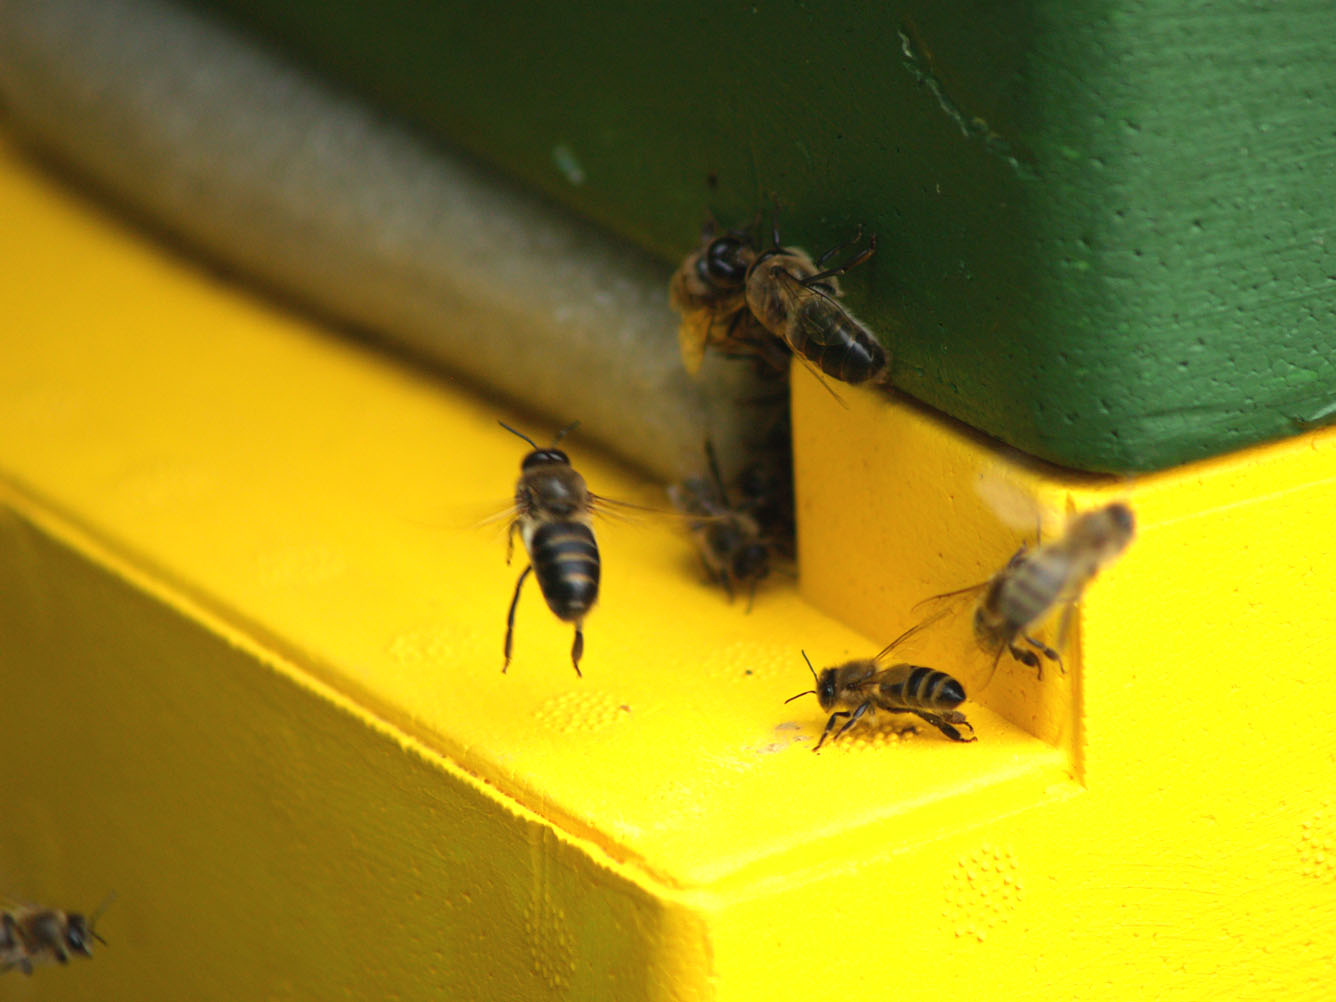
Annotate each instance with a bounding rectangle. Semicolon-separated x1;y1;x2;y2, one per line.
914;502;1137;683
668;222;790;377
668;440;773;606
1;895;113;976
786;647;976;751
500;421;600;677
744;222;888;386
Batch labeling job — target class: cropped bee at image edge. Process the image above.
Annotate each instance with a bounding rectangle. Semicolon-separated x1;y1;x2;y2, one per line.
1;894;114;976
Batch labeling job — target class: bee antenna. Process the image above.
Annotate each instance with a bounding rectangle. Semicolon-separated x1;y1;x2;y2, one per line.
88;890;117;942
552;420;581;446
497;421;539;449
784;689;816;704
703;438;732;508
802;649;819;682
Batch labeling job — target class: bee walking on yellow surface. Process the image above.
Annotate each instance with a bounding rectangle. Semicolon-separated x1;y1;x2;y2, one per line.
668;440;774;607
914;502;1136;684
744;221;887;386
1;894;113;975
787;646;976;752
500;421;600;677
669;221;788;377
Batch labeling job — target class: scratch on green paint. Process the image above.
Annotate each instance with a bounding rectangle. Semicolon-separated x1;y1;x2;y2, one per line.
897;26;1038;181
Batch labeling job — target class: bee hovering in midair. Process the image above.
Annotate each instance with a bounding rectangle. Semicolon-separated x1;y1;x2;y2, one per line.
500;421;600;677
909;502;1137;684
668;440;774;607
744;219;888;386
668;220;790;377
1;894;114;976
786;645;976;752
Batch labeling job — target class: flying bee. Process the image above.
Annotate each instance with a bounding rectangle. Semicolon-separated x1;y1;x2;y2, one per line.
909;502;1137;684
500;420;600;677
786;647;976;752
1;894;113;976
668;440;774;607
669;222;790;377
744;221;888;386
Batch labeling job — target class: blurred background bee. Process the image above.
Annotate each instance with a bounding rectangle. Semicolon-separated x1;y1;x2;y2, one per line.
1;894;113;976
786;645;976;751
669;220;791;378
668;440;776;607
744;220;888;387
905;502;1137;687
499;420;601;677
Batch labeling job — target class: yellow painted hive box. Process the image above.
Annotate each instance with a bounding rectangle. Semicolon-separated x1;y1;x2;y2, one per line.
0;130;1333;1001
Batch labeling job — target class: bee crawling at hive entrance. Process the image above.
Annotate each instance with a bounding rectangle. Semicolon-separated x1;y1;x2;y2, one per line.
1;893;114;976
787;647;977;752
669;217;786;377
668;439;779;608
499;420;604;677
669;213;888;387
904;502;1136;689
743;218;887;388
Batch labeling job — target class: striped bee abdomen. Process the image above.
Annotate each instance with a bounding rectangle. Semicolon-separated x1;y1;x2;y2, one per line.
878;665;966;710
793;308;887;385
529;521;600;621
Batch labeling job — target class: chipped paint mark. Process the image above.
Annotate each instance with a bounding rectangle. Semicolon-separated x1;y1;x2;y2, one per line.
552;144;586;185
897;25;1039;180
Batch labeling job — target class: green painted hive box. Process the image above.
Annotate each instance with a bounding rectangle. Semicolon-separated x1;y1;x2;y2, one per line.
192;0;1336;471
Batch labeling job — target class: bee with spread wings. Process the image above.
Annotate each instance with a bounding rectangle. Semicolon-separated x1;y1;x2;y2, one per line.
498;420;610;677
897;502;1136;689
786;643;977;752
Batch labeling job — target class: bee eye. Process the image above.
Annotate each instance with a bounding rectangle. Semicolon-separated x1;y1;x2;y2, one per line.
702;237;748;284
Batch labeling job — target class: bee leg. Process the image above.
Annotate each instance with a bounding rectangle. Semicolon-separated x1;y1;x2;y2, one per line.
745;577;758;614
832;701;873;743
1007;643;1043;676
19;957;33;976
1021;634;1064;676
0;912;16;950
911;710;977;743
506;522;518;565
570;621;585;678
812;712;849;752
502;565;533;672
802;232;877;286
814;225;865;268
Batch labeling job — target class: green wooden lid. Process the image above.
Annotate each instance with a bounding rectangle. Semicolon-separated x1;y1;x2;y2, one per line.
194;0;1336;472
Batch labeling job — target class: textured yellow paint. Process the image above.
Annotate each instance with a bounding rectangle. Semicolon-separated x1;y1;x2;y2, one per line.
1;126;1333;1001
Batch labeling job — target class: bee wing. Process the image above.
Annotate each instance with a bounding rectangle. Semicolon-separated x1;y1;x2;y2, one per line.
871;598;966;665
588;492;686;525
677;310;711;375
765;269;851;408
974;470;1048;536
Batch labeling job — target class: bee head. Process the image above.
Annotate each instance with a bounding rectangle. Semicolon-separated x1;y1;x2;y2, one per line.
68;891;115;956
815;668;840;711
730;541;770;583
63;915;97;957
500;420;580;472
520;448;570;472
697;235;751;288
1105;502;1135;538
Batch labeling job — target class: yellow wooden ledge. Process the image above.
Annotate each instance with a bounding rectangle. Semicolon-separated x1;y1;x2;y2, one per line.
1;126;1333;1000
